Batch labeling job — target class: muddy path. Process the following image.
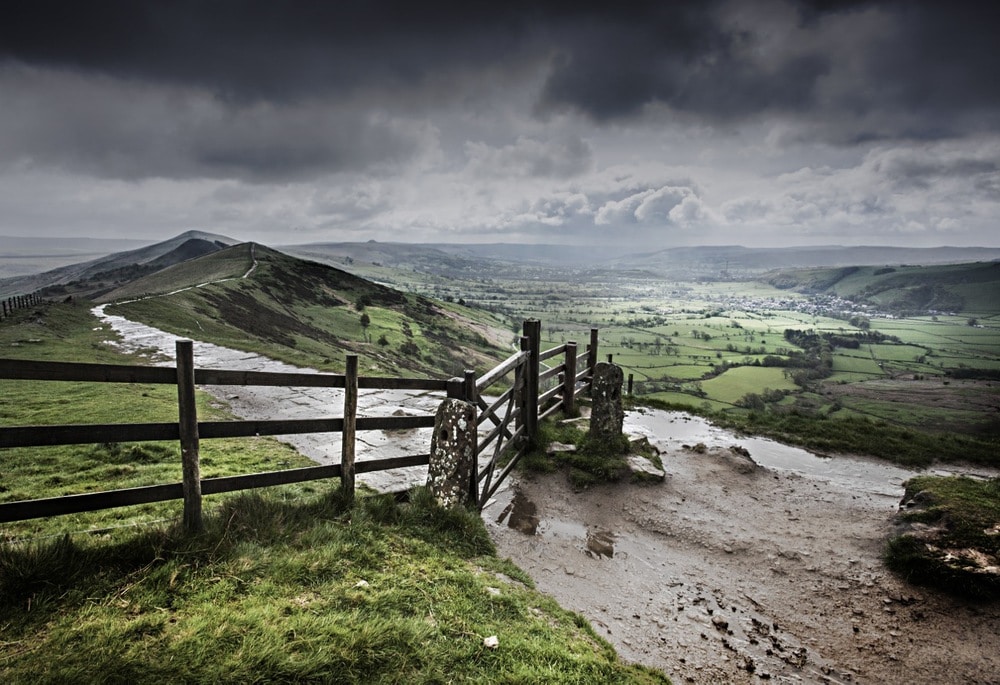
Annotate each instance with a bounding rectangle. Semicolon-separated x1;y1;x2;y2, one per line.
485;411;1000;684
93;304;440;492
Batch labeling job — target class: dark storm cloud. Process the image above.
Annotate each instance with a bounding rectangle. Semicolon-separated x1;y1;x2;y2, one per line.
1;0;539;102
3;1;998;136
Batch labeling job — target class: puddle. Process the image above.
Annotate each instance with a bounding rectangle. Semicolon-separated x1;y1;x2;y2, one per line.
585;529;615;558
625;409;919;498
496;490;539;535
496;487;617;558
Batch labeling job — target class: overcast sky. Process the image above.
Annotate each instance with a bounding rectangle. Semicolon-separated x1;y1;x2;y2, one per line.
2;0;999;248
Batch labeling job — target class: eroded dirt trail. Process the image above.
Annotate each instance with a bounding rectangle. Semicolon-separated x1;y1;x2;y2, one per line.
485;411;1000;684
93;305;439;491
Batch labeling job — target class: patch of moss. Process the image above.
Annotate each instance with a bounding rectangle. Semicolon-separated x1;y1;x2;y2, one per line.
885;475;1000;598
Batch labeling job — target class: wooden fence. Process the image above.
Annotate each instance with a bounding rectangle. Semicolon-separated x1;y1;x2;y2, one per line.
0;320;600;530
1;293;42;321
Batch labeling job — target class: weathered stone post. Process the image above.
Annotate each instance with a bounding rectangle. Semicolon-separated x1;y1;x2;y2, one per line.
588;361;625;452
427;398;478;509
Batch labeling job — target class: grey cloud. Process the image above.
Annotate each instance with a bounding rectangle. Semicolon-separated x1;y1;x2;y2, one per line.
464;136;593;179
0;66;435;181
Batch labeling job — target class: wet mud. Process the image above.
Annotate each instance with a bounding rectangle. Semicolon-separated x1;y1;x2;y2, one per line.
485;412;1000;684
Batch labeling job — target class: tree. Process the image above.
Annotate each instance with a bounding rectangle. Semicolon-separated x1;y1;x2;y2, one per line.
359;313;371;342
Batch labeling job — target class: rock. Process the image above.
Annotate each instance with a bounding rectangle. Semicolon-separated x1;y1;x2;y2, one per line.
546;441;577;455
588;362;625;448
627;454;666;482
711;615;729;631
426;398;477;509
627;433;660;455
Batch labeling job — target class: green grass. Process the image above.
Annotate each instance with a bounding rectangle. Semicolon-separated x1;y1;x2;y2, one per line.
0;488;667;683
708;410;999;469
700;366;797;405
885;475;1000;598
521;418;637;489
1;299;316;541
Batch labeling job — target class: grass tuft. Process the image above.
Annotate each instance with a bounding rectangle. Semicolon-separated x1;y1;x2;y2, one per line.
885;475;1000;599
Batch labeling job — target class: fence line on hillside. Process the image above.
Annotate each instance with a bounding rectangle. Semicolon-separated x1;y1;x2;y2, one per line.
0;293;42;321
0;320;600;531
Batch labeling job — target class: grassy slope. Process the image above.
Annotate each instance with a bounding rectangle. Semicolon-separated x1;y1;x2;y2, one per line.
0;296;667;683
886;475;1000;598
0;299;316;540
104;243;512;378
0;489;666;683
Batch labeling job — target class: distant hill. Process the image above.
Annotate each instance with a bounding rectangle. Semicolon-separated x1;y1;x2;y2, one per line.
765;261;1000;315
615;245;1000;278
0;235;156;280
0;230;239;299
282;241;1000;282
104;243;511;377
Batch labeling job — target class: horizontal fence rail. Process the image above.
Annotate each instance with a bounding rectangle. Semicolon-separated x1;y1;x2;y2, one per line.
0;321;603;528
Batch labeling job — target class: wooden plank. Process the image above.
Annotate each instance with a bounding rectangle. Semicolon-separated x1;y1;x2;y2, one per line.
478;406;520;453
1;423;179;447
539;401;565;421
0;415;436;448
476;350;527;392
0;483;184;522
358;377;449;391
538;363;565;384
538;344;566;362
538;384;561;405
0;454;432;523
194;368;345;388
477;387;515;427
0;359;448;391
202;415;437;439
478;424;525;484
197;418;344;439
0;358;175;384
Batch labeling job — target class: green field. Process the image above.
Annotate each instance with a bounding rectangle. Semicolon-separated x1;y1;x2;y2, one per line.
359;259;1000;464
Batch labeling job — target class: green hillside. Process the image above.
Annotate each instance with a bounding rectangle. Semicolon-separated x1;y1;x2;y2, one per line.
104;243;512;377
765;261;1000;315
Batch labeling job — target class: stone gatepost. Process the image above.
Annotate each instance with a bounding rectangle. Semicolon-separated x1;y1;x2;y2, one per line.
427;398;478;509
589;361;625;450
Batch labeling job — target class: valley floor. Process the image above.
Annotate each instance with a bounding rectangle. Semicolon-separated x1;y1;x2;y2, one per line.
484;411;1000;684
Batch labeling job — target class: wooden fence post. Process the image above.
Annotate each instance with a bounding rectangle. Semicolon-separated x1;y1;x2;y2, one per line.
176;340;203;534
587;328;599;395
463;369;477;404
515;335;529;435
463;368;479;503
523;319;541;447
563;341;577;416
342;354;358;499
